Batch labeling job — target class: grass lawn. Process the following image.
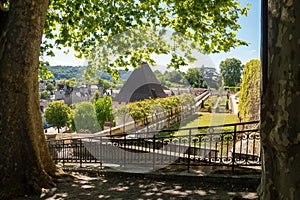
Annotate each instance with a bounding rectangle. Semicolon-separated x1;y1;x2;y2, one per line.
155;112;240;155
178;112;237;128
166;112;238;137
200;95;228;113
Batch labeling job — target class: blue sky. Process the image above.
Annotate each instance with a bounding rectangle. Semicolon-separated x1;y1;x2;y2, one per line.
44;1;261;71
209;0;261;68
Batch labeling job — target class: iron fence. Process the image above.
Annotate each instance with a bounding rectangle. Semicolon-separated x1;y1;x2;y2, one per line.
47;120;260;173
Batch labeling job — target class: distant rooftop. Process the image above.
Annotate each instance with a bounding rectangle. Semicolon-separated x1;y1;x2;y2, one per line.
113;62;167;103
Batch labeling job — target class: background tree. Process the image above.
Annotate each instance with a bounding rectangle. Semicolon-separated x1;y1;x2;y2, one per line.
94;96;114;129
44;101;71;133
201;66;222;89
259;1;300;199
0;0;249;198
183;67;207;88
68;78;77;87
153;70;165;85
46;82;55;94
73;102;101;133
98;78;113;94
90;90;101;103
238;59;260;122
154;70;187;87
113;105;130;132
57;78;76;89
220;58;243;87
164;71;185;85
184;68;207;88
48;65;86;79
39;91;51;100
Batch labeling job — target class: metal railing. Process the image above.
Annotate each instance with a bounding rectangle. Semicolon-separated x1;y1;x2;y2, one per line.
47;120;260;173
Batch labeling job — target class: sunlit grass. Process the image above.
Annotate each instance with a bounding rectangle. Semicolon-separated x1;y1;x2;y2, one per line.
171;113;238;136
155;113;239;154
198;113;238;127
175;113;238;128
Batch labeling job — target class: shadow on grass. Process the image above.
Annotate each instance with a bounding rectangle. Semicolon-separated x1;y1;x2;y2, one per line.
169;113;202;130
156;114;202;138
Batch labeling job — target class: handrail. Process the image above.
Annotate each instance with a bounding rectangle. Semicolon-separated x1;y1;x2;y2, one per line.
47;120;261;174
48;120;259;141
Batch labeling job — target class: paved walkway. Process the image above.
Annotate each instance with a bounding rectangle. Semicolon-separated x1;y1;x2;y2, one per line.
13;164;260;200
229;94;239;115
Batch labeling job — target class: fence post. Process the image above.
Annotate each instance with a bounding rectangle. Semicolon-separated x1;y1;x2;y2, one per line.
99;136;102;168
62;140;65;166
124;134;126;168
232;124;237;174
153;135;156;170
80;139;82;168
188;129;191;173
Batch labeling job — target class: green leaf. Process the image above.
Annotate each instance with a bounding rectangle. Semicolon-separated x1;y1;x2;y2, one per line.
42;0;250;74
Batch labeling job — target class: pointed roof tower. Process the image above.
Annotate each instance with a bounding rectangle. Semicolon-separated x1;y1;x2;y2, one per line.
113;62;167;103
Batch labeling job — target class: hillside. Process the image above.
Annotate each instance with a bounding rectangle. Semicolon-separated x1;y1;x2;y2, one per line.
48;65;131;80
48;66;86;79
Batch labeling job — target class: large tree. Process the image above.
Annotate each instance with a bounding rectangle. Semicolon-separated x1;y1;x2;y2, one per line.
220;58;243;87
0;0;249;198
0;1;57;199
259;1;300;199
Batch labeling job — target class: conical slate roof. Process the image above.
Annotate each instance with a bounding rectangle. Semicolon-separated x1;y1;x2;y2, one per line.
113;62;167;103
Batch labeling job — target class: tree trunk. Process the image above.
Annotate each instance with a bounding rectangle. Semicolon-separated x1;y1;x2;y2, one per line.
0;1;57;199
259;1;300;199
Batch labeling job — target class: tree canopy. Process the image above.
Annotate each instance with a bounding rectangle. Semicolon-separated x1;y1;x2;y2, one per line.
154;70;188;87
44;101;71;132
46;82;55;94
41;0;249;77
220;58;243;87
47;65;86;79
73;102;101;133
94;96;114;129
201;67;222;89
183;67;207;88
39;91;51;100
97;78;113;93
